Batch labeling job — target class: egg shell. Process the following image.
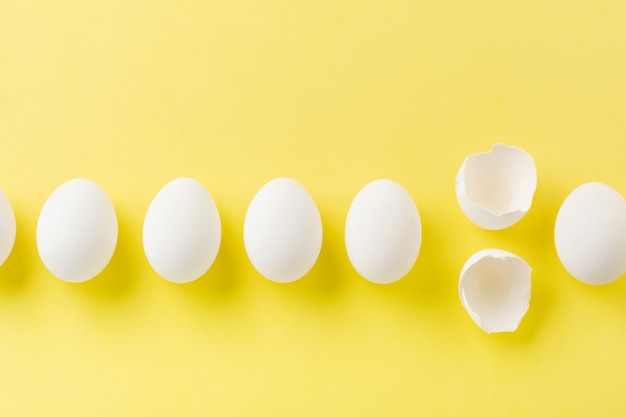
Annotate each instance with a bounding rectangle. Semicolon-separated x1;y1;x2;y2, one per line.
456;144;536;230
36;179;118;283
554;182;626;285
0;190;16;267
143;177;221;283
345;179;421;284
244;178;322;283
459;249;531;334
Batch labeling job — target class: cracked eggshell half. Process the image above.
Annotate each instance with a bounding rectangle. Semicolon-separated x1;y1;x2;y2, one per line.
244;177;322;283
143;177;221;284
555;182;626;285
345;179;421;284
456;144;537;230
36;179;118;283
459;249;531;334
0;189;16;267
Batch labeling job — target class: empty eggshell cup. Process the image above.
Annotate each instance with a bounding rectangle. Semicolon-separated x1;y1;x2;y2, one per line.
456;144;537;230
459;249;531;334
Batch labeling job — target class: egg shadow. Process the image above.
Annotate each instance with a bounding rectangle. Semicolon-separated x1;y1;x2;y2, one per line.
376;201;458;320
284;205;346;307
580;269;626;315
178;209;244;306
487;265;557;347
532;178;626;319
74;210;138;304
0;210;35;294
486;177;565;345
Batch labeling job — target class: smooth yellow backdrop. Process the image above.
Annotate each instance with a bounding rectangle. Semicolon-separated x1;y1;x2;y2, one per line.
1;0;626;415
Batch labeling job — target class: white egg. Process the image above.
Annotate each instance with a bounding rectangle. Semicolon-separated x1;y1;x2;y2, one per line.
555;182;626;285
143;177;221;283
0;190;16;267
456;144;536;230
244;178;322;283
459;249;531;334
345;179;421;284
36;179;118;283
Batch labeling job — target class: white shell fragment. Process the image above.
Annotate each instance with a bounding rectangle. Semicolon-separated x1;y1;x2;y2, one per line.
0;190;16;267
456;144;537;230
37;179;118;283
459;249;531;334
555;182;626;285
244;178;322;283
345;179;421;284
143;178;222;284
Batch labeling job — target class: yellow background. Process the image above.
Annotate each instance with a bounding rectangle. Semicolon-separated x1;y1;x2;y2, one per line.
1;0;626;415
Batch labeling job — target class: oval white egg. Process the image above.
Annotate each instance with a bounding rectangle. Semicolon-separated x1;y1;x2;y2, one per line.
555;182;626;285
143;177;221;283
36;179;118;283
244;178;322;283
345;179;421;284
0;190;16;267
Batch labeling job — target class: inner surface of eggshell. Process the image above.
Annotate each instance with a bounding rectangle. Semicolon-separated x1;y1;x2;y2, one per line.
463;144;536;216
459;250;531;334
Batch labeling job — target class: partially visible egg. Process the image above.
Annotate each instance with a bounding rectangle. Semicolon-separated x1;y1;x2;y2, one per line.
244;178;322;283
143;177;221;283
555;182;626;285
345;179;421;284
0;190;16;266
36;179;118;283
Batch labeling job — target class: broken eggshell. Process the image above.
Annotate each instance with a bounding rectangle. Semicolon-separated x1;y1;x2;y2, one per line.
459;249;531;334
456;144;537;230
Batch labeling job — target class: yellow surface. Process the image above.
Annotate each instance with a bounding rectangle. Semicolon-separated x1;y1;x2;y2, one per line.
1;0;626;415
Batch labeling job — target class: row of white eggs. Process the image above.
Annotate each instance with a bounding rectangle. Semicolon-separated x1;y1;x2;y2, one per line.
0;144;624;335
31;176;421;285
0;176;418;285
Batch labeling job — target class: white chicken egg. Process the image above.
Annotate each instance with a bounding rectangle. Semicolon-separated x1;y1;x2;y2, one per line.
243;177;322;283
143;177;221;283
0;190;16;267
344;179;421;284
555;182;626;285
36;179;118;283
